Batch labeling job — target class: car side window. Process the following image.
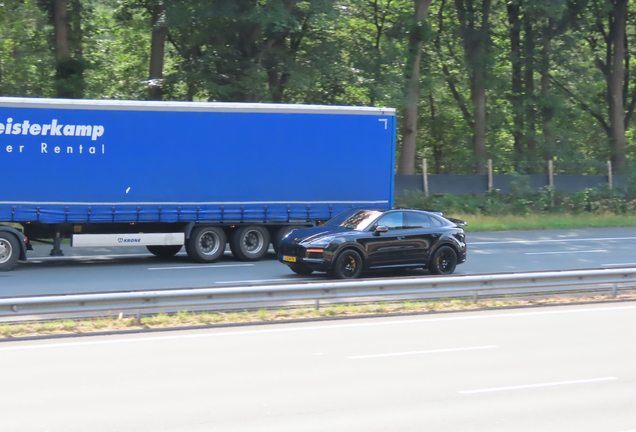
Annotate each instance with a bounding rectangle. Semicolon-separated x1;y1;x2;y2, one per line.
405;212;432;229
376;212;404;230
430;216;444;227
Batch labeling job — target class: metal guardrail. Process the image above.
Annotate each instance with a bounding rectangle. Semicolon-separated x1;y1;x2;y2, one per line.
1;268;636;319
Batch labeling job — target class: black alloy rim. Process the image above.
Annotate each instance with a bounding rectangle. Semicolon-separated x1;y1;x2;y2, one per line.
339;252;358;277
436;249;455;273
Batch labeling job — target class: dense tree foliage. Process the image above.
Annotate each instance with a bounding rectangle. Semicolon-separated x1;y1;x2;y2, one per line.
1;0;634;175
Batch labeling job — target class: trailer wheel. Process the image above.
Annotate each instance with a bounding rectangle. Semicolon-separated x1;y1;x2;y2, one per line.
146;245;183;258
186;227;226;263
0;232;19;272
230;226;270;261
272;225;305;254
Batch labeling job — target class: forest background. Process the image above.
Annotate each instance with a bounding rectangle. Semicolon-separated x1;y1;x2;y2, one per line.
1;0;635;180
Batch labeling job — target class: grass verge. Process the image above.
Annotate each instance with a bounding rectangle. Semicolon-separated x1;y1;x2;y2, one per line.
457;213;636;232
1;291;635;340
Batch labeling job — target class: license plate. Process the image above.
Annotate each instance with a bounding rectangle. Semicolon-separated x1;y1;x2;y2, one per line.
283;256;297;263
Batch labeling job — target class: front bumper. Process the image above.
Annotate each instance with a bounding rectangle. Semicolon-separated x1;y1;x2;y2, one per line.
278;243;332;271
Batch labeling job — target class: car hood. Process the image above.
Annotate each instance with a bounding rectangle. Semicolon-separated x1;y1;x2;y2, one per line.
285;226;355;244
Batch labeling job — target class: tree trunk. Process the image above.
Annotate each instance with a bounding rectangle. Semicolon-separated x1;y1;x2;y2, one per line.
455;0;491;174
607;0;627;173
471;0;491;175
53;0;83;98
54;0;70;61
507;0;523;171
471;66;488;174
397;0;433;175
540;18;554;162
429;94;444;173
148;2;167;101
522;10;537;170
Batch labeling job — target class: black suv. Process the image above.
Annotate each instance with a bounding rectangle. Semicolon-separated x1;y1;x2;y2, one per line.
278;208;466;279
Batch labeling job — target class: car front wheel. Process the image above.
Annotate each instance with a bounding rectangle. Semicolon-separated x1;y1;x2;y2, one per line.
330;249;363;279
428;246;457;275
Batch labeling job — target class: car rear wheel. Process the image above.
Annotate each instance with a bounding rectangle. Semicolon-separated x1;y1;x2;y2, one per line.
146;245;182;258
428;246;457;275
330;249;363;279
230;226;270;261
289;263;314;275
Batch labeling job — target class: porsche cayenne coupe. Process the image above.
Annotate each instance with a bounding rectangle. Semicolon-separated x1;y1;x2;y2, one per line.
277;208;466;279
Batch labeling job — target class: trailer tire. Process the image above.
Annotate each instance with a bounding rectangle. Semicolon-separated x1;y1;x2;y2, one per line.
146;245;183;258
230;226;270;261
0;232;20;272
186;227;226;263
272;225;305;254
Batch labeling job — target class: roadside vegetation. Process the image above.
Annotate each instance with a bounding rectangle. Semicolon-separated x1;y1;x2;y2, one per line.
398;176;636;232
1;291;635;340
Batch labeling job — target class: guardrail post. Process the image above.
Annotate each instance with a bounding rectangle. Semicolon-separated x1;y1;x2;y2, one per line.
472;291;479;303
611;284;617;298
315;299;320;310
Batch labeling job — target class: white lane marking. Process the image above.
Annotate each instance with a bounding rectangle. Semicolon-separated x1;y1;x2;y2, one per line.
459;377;617;395
471;236;636;245
148;264;254;270
2;304;636;351
215;278;312;284
603;263;636;267
348;345;497;360
525;250;607;255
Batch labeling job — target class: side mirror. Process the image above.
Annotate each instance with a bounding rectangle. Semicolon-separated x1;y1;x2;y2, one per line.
374;225;389;236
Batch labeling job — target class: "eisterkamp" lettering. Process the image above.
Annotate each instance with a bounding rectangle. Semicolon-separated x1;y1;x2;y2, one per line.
0;118;104;141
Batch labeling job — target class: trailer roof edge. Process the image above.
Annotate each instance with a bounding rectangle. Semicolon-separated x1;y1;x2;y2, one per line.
0;97;396;116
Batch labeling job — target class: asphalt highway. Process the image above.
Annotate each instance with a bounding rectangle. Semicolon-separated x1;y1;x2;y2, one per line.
0;302;634;431
3;226;636;297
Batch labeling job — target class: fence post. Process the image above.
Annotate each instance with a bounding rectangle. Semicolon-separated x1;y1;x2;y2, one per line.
607;161;613;189
548;159;554;188
422;158;429;196
487;159;493;192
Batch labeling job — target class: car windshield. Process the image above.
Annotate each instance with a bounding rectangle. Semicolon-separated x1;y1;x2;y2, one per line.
323;209;383;231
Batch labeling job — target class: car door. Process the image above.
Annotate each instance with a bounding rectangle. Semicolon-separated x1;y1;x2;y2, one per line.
402;211;443;264
360;211;413;267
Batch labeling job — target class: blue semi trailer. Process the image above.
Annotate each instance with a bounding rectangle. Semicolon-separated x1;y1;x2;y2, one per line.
0;97;396;271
